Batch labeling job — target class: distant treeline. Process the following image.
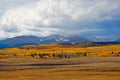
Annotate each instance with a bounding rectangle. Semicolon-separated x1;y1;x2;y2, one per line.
0;43;120;59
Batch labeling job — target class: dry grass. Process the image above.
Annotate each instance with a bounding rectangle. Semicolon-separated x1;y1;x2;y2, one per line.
1;70;120;80
0;44;120;59
0;57;120;80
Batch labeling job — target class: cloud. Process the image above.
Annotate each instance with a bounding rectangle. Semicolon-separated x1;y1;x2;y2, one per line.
0;0;120;38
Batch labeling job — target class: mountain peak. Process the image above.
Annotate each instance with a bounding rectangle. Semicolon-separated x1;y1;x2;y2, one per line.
0;35;120;48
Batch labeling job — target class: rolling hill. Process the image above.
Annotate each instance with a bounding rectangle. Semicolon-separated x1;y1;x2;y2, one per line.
0;35;119;48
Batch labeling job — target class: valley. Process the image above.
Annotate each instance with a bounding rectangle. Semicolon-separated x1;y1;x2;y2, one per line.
0;57;120;80
0;42;120;80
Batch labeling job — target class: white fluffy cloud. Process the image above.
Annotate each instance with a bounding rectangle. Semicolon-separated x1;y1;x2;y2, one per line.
0;0;120;38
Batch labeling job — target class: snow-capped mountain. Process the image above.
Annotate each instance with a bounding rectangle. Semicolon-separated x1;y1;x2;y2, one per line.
0;35;119;48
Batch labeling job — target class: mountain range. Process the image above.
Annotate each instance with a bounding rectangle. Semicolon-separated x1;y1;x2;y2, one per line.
0;35;119;48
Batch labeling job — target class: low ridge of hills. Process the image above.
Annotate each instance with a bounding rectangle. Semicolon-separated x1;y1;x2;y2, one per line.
0;35;119;48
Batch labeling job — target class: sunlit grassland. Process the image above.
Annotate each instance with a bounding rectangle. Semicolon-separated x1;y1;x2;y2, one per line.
0;57;120;80
1;70;120;80
0;44;120;59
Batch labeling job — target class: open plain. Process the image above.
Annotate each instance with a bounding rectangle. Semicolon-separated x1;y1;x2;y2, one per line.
0;57;120;80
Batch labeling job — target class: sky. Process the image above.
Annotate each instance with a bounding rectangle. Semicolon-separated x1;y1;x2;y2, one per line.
0;0;120;39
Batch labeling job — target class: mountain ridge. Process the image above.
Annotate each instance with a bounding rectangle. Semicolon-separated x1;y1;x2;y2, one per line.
0;35;119;48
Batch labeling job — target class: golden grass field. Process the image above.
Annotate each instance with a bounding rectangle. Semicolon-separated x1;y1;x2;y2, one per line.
0;44;120;80
0;44;120;59
0;57;120;80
